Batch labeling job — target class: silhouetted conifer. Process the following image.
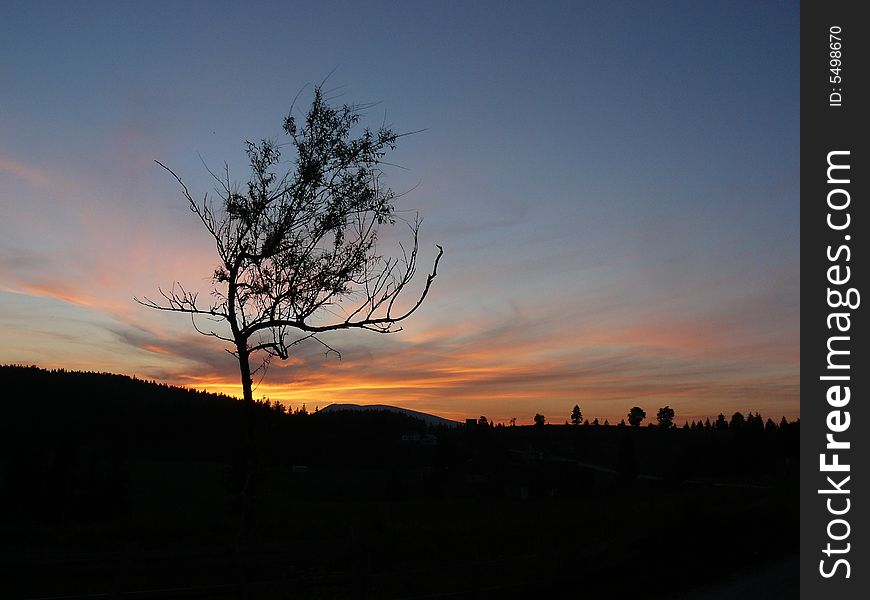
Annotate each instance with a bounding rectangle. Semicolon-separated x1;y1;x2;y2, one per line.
570;404;583;426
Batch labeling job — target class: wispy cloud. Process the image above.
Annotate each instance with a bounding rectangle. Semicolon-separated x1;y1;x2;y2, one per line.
91;293;797;424
0;182;798;425
0;156;58;190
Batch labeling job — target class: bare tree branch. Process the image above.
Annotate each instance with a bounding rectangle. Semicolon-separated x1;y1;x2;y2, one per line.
140;84;442;406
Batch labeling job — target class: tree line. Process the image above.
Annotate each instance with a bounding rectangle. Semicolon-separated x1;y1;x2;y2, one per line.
481;404;798;431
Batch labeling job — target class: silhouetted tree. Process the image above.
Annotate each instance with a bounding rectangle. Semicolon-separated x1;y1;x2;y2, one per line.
730;412;745;430
656;406;675;429
627;406;646;427
570;404;582;426
715;413;727;430
533;413;546;427
138;85;443;418
478;415;488;426
592;418;599;426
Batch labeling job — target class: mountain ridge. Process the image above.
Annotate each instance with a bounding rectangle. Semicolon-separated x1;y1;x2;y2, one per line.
321;402;460;428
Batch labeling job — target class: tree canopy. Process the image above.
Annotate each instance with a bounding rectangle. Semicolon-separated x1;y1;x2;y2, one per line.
138;86;442;407
656;406;675;429
627;406;646;428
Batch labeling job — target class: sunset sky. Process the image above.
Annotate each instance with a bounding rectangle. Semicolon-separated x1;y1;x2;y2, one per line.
0;1;799;424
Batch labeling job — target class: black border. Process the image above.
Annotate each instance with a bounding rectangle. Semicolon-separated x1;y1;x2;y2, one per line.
801;2;867;597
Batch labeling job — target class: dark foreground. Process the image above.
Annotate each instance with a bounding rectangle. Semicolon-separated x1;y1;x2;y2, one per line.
1;366;799;598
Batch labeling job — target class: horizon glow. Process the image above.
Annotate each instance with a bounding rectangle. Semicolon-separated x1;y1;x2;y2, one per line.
0;1;799;425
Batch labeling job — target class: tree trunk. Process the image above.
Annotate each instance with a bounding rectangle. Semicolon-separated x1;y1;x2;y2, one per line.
236;346;256;540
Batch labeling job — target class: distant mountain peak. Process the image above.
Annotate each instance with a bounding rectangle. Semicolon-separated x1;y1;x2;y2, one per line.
320;403;460;428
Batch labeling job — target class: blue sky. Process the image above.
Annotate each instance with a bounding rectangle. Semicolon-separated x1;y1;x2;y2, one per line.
0;1;799;423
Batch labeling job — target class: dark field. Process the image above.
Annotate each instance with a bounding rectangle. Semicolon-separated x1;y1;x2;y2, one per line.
1;366;799;598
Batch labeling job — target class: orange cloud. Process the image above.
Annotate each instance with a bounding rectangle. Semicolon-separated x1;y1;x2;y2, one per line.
136;313;798;426
0;153;798;427
9;281;102;309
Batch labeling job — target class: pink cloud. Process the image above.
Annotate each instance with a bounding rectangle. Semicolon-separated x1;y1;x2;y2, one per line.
0;156;56;189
